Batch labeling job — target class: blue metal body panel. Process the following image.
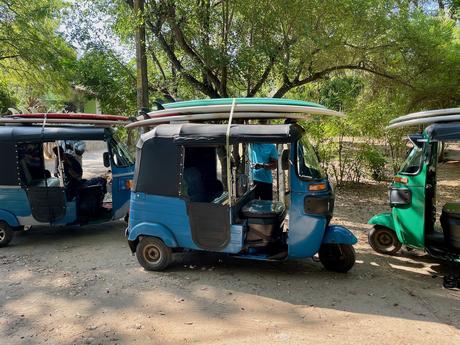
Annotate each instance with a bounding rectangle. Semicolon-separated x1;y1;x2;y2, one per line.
109;145;135;220
129;193;198;249
0;187;32;222
286;146;332;258
128;193;245;253
287;190;327;258
322;225;358;245
129;222;179;247
0;209;20;227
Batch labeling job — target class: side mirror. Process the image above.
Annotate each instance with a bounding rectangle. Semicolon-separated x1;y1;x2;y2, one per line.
103;152;111;168
281;149;290;170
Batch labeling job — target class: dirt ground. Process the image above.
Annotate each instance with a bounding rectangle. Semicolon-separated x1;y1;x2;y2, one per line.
1;164;459;345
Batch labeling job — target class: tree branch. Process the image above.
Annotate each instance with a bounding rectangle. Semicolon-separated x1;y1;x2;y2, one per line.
163;3;223;95
145;18;221;98
273;63;413;98
0;54;19;60
247;56;275;97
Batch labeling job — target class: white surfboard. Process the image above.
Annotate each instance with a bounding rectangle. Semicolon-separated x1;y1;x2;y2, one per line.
126;108;344;128
386;114;460;129
389;108;460;126
136;104;343;121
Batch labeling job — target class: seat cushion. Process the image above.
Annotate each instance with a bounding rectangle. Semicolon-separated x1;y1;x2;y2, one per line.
240;200;285;219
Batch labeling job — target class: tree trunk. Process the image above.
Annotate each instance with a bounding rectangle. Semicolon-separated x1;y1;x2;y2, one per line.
130;0;149;144
134;0;149;110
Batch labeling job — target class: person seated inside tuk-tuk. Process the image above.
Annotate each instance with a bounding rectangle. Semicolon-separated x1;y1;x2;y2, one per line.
54;140;86;175
249;143;278;200
53;146;83;200
53;146;107;207
19;143;51;183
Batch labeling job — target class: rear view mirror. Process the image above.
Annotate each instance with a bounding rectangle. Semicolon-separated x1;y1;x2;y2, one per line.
281;149;290;170
103;152;111;168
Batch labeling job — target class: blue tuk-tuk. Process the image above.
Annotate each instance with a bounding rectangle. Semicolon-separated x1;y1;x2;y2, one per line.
126;123;357;272
0;125;135;247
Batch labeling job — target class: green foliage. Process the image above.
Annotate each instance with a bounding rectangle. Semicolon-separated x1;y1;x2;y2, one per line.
0;79;16;114
0;0;76;92
359;144;387;182
74;49;137;115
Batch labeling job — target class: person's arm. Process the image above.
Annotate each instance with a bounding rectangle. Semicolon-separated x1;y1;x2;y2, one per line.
261;145;278;170
254;158;277;170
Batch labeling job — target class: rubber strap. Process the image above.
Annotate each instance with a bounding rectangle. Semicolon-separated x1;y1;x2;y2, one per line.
226;98;237;206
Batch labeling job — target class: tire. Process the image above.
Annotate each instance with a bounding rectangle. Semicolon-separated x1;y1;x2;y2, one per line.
136;237;172;271
319;244;355;273
0;222;13;248
368;226;402;255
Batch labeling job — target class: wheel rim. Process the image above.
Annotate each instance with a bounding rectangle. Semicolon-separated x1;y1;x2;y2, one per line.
143;244;161;263
373;229;398;252
377;232;393;247
0;229;5;241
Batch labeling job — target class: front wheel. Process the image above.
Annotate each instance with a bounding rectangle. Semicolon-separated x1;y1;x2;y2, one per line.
136;237;172;271
319;244;355;273
0;222;13;248
368;226;402;255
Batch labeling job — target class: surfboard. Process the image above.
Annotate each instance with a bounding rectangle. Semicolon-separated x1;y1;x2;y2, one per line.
0;118;128;126
386;114;460;129
1;113;129;126
388;108;460;127
162;97;324;109
6;113;128;121
126;108;343;129
135;98;335;121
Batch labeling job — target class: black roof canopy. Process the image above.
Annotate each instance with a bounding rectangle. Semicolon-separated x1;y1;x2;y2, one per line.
425;122;460;141
0;126;108;142
138;123;304;149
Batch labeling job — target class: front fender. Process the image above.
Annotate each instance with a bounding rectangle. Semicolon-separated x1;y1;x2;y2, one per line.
322;225;358;245
368;212;395;231
127;222;178;251
0;209;20;227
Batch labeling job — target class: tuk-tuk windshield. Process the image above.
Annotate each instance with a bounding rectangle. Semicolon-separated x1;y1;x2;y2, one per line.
399;146;423;175
110;138;134;167
297;136;325;179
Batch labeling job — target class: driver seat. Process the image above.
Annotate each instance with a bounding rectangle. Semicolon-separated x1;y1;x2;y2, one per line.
240;200;286;247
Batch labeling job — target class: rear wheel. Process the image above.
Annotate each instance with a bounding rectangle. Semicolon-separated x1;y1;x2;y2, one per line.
136;237;172;271
368;226;402;255
319;244;355;273
0;222;13;248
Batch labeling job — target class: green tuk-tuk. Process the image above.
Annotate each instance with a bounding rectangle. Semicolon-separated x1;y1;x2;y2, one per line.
368;109;460;263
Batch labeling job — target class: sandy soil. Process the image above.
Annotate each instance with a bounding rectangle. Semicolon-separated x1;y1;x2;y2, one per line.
1;165;459;345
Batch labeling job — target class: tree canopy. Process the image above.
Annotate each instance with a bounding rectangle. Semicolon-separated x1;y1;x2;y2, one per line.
0;0;75;91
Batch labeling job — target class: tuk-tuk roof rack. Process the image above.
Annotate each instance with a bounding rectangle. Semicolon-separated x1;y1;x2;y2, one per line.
126;98;344;129
0;113;129;127
387;108;460;129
